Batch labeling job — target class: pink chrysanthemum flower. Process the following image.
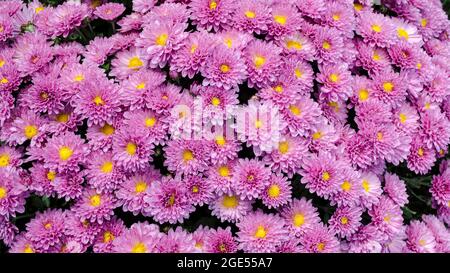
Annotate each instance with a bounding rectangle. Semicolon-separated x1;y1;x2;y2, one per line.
422;215;450;253
43;1;89;38
201;45;247;90
329;206;363;239
72;189;117;225
258;76;304;107
41;132;88;173
236;210;288;253
164;139;210;176
0;61;22;93
278;33;316;61
146;84;183;114
133;0;156;14
20;73;64;115
0;14;19;42
112;126;154;172
299;153;344;198
329;167;362;207
24;209;66;252
118;13;144;32
13;32;53;76
155;227;196;253
299;224;340;253
317;63;352;102
110;47;148;80
295;0;326;19
113;222;162;253
393;103;420;135
232;158;271;200
387;41;419;69
384;173;409;207
280;197;321;237
192;225;211;252
0;215;18;246
144;2;190;25
209;193;252;223
85;152;124;193
144;178;195;224
137;20;188;68
430;170;450;208
28;163;56;197
46;106;84;136
189;0;235;32
0;146;22;172
184;175;214;206
359;172;383;209
313;26;345;64
9;234;36;253
261;174;292;209
419;109;450;152
215;30;253;51
281;97;322;137
53;172;84;201
0;170;27;218
404;220;436;253
123;109;168;145
322;2;355;37
422;69;450;103
115;167;161;216
207;161;237;195
263;135;309;178
281;57;314;91
371;70;407;108
86;117;122;153
200;86;239;126
392;18;423;45
356;11;396;48
204;227;237;253
208;135;240;166
94;3;125;21
83;37;115;65
267;2;303;40
407;136;436;175
355;41;391;75
232;0;270;35
308;117;339;152
244;39;282;88
93;218;126;253
347;224;383;253
369;196;405;241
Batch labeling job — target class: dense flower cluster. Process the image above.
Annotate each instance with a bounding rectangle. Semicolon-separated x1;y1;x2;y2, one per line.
0;0;450;253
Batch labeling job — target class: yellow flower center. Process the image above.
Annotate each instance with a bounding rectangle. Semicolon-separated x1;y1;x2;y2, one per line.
93;95;104;106
293;213;305;227
136;82;146;90
383;215;391;223
268;184;280;198
47;171;56;181
215;135;226;146
278;141;289;154
417;148;424;157
341;181;351;192
289;105;301;116
0;154;10;167
35;6;44;13
372;53;381;61
416;63;422;70
328;101;339;112
59;146;73;161
24;245;34;253
167;193;176;206
224;38;232;48
220;64;230;73
397;28;409;40
155;33;168;46
90;194;101;207
286;40;302;50
135;181;147;193
421;19;427;27
192;186;199;193
218;165;230;177
254;119;263;129
371;24;382;33
209;0;217;10
362;179;370;192
183;150;194;161
190;44;198;54
322;41;331;50
329;73;339;83
424;102;431;110
126;142;137;155
128;56;143;70
322;172;330;181
312;131;322;140
222;195;238;208
332;14;340;21
245;10;255;19
254;225;267;238
377;132;383;141
0;77;8;84
0;187;7;199
145;117;156;127
101;124;115;135
273;85;283;93
24;125;38;139
44;222;52;229
0;59;5;67
74;74;84;82
101;161;113;173
358;89;369;101
399;113;407;123
247;175;254;181
273;15;287;25
354;3;363;11
340;217;348;225
254;55;266;68
56;113;69;123
211;97;221;106
103;231;115;243
317;242;326;252
383;82;394;93
131;242;147;253
294;68;302;79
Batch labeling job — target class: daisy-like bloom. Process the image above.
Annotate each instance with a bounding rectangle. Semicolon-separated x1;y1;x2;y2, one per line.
232;0;270;35
146;84;183;114
0;14;19;42
232;158;271;200
261;174;292;209
387;41;419;69
113;222;162;253
267;2;303;40
355;99;392;127
422;215;450;253
0;170;27;218
347;224;383;253
0;93;13;128
416;6;448;42
207;161;237;195
12;32;53;76
329;206;363;239
94;3;126;21
83;37;115;65
73;77;122;126
420;109;450;152
278;33;316;61
192;225;211;252
41;1;89;38
201;45;247;90
404;220;436;253
156;227;196;253
209;193;252;223
295;0;325;19
329;167;362;207
133;0;156;14
280;197;321;237
281;97;322;137
313;26;345;64
0;215;18;246
391;18;423;45
0;146;22;171
189;0;235;32
423;69;450;104
93;218;126;253
41;132;88;173
9;234;36;253
407;135;436;175
24;209;66;252
200;86;239;126
244;39;282;88
204;227;237;253
64;211;102;248
258;76;304;107
263;135;309;178
371;70;406;108
359;172;383;209
115;167;160;216
299;153;344;198
393;103;420;135
72;189;117;225
164;139;210;176
28;163;56;197
46;106;84;136
53;172;84;201
144;178;195;224
0;61;22;93
236;210;288;253
215;30;253;51
119;69;166;110
59;62;104;101
136;20;188;68
123;109;168;145
184;175;214;206
20;73;64;115
170;31;214;79
355;41;391;75
369;196;405;241
317;63;352;102
110;47;148;80
112;126;154;172
299;224;340;253
356;11;396;48
85;152;124;193
86;116;122;153
430;170;450;208
281;57;314;91
118;13;144;33
322;2;355;37
144;2;190;25
209;134;240;165
350;76;373;105
384;173;408;207
309;117;339;152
